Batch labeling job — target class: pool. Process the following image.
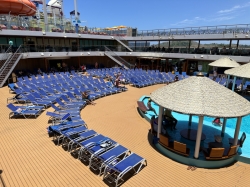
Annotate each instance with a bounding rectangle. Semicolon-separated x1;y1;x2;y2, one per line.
139;96;250;159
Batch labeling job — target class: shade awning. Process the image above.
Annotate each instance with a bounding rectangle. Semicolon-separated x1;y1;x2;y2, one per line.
224;63;250;79
151;76;250;118
209;57;240;68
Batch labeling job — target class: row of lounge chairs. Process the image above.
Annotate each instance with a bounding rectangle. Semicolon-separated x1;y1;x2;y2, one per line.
211;76;250;92
7;70;127;118
87;68;188;88
40;78;145;186
49;119;146;186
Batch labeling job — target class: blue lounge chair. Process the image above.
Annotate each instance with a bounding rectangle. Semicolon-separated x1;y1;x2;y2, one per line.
103;153;147;187
57;125;88;145
26;94;52;108
7;103;42;119
60;95;86;106
77;135;110;157
17;104;44;111
46;112;72;124
79;138;117;163
68;130;98;152
51;103;80;114
48;120;85;133
89;145;129;175
55;98;82;110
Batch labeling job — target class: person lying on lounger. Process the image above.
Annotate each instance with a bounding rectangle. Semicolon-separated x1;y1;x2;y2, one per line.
82;91;96;105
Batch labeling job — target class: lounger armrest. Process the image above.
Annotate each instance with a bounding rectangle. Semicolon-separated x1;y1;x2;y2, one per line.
93;148;106;155
83;142;96;148
104;155;117;164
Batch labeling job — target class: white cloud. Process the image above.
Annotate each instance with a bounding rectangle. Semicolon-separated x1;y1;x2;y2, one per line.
209;16;235;22
217;2;250;14
171;2;250;26
171;17;205;26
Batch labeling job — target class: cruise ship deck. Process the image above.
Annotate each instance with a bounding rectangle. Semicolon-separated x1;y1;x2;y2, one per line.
1;84;250;187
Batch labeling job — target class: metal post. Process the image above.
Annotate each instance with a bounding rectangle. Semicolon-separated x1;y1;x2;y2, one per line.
74;0;78;21
194;116;204;159
53;9;56;26
232;76;237;91
233;117;242;146
157;106;164;138
60;0;64;31
188;114;192;127
42;0;48;32
226;74;230;88
221;118;227;137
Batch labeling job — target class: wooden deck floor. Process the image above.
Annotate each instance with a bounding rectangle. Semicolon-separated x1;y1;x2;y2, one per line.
1;84;250;187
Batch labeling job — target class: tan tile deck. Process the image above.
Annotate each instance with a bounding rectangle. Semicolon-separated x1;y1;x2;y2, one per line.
0;84;250;187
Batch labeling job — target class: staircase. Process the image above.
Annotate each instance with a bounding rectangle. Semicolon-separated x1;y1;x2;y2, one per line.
0;46;12;69
104;46;133;69
0;45;23;87
113;36;133;52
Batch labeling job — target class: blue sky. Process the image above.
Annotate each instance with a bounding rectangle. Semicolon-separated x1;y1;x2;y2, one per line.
46;0;250;30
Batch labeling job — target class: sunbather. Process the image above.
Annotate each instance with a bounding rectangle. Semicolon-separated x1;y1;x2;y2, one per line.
82;91;96;105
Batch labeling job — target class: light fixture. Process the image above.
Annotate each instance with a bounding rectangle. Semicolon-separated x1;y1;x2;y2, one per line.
235;35;238;38
168;37;171;39
111;36;114;39
64;35;67;38
66;52;68;55
194;55;196;58
41;53;44;56
87;52;90;55
129;52;132;55
246;35;249;37
49;54;52;56
78;34;81;37
201;55;204;58
42;32;46;35
81;53;83;56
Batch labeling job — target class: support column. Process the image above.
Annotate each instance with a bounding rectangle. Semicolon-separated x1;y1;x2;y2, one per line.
45;58;48;72
232;76;237;91
233;117;242;146
42;0;48;32
221;118;227;137
241;78;245;91
165;59;168;72
78;57;81;69
226;74;230;88
157;106;164;138
194;116;204;159
188;114;192;127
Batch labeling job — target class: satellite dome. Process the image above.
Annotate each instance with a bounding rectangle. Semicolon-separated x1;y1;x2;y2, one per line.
48;0;61;8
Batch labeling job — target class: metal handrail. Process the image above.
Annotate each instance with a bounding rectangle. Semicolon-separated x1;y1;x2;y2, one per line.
137;24;250;36
0;45;12;61
104;46;133;69
0;45;22;74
